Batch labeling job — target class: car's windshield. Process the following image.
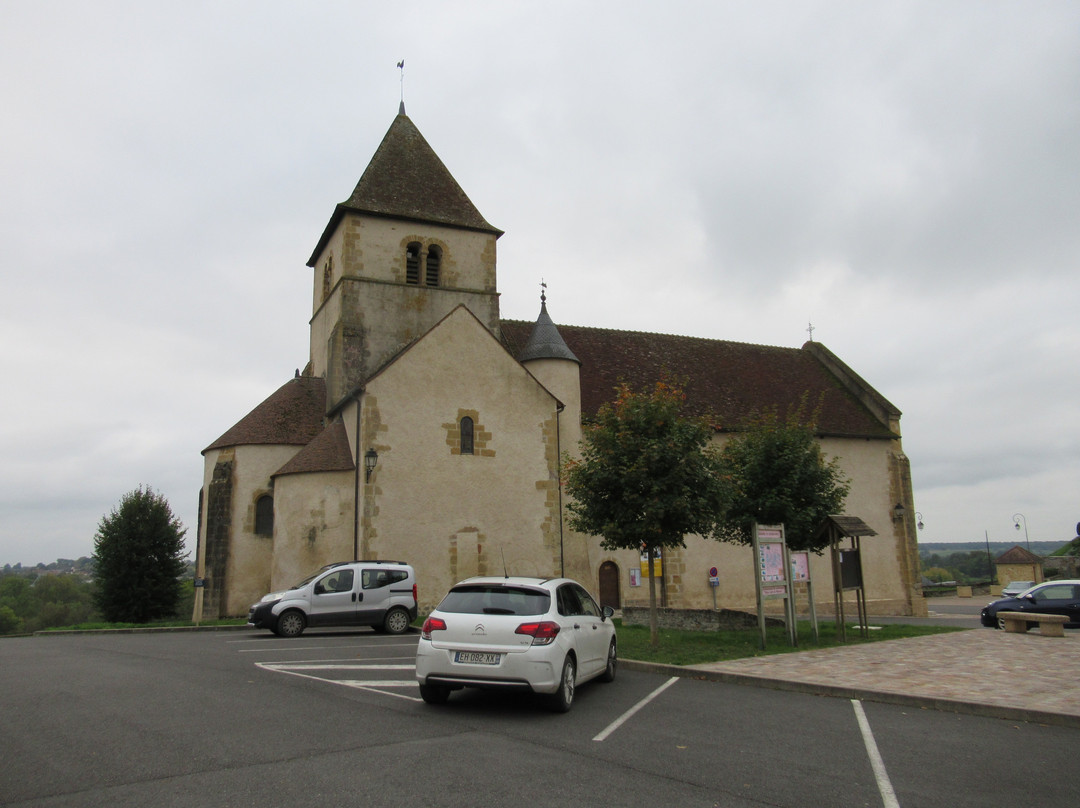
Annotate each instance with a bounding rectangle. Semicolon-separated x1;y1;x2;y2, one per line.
438;585;550;616
288;569;329;590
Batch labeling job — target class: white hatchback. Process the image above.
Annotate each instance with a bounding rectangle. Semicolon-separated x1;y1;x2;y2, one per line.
415;576;617;712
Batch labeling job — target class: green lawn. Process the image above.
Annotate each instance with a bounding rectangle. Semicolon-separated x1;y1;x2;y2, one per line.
614;619;966;666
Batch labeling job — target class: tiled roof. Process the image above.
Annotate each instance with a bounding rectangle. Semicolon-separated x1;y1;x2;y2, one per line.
308;111;500;266
995;545;1043;563
517;301;580;364
204;377;326;452
501;321;896;438
273;418;355;478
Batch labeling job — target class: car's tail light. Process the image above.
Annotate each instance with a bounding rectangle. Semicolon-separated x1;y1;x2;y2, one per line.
515;621;561;645
413;583;418;603
421;616;446;640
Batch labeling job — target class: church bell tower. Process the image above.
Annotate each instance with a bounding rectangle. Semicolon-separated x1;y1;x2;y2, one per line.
306;105;503;410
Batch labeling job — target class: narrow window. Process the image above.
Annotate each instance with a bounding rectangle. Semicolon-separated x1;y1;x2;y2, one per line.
405;242;421;284
425;245;441;286
460;416;474;455
254;495;274;536
322;256;332;302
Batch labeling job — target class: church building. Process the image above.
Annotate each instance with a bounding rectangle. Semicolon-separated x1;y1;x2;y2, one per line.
195;105;925;620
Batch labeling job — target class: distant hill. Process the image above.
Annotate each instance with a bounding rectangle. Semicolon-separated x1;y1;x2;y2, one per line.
918;541;1066;557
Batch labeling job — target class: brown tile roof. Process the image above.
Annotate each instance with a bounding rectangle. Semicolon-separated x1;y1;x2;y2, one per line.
273;418;355;478
501;321;897;439
308;111;501;266
204;376;326;453
995;545;1043;563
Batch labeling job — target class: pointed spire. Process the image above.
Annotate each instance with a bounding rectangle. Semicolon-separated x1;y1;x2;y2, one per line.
518;284;579;364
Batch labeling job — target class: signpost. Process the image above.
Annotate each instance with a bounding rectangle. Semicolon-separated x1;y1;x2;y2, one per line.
751;523;796;648
789;551;818;642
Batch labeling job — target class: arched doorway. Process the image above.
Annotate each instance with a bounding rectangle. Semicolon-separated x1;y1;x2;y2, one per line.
598;561;621;610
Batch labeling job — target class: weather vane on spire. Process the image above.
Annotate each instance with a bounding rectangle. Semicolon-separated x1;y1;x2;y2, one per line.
540;279;547;305
397;60;406;113
807;320;815;342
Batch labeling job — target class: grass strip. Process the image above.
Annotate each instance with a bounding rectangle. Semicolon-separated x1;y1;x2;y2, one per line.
615;619;966;666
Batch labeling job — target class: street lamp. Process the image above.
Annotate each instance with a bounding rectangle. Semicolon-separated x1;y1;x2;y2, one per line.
1012;513;1030;551
364;448;379;482
915;512;925;531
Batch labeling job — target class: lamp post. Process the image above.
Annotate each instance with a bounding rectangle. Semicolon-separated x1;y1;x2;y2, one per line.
1012;513;1030;551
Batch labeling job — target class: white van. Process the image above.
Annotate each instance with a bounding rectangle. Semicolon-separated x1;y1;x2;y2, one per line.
247;560;417;637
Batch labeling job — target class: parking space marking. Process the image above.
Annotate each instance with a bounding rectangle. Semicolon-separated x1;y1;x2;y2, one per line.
851;700;900;808
258;663;414;672
255;661;423;701
592;676;679;742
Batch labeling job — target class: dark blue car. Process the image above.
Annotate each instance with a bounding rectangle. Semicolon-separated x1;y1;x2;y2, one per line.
980;579;1080;629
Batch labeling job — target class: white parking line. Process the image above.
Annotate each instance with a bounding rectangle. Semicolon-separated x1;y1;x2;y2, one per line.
258;663;414;671
851;700;900;808
255;662;423;702
593;677;679;742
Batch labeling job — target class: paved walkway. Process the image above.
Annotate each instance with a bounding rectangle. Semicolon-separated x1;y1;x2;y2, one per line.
624;617;1080;728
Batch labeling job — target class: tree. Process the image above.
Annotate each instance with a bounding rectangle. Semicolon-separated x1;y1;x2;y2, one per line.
92;486;188;623
564;381;730;645
717;399;850;553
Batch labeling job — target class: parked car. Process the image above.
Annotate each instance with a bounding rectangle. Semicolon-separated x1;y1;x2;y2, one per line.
415;576;617;712
1000;580;1035;598
247;560;417;637
980;579;1080;629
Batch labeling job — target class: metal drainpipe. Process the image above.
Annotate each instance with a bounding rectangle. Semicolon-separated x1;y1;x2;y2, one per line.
556;402;565;577
353;389;364;562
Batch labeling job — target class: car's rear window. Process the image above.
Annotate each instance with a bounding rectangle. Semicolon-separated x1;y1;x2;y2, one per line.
438;585;550;616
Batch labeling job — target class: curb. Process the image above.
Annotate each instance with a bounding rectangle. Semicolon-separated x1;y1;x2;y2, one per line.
620;659;1080;729
35;624;252;637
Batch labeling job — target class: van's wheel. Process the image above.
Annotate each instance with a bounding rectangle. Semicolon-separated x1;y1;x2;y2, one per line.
275;610;306;637
383;607;411;635
599;639;617;683
419;683;450;705
547;656;576;713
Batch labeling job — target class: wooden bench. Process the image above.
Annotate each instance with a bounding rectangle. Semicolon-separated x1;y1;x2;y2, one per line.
997;611;1069;637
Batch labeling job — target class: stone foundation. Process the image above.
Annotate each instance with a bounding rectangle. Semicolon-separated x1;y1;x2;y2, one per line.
621;606;784;631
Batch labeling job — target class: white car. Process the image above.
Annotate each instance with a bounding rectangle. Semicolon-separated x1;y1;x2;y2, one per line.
415;576;617;712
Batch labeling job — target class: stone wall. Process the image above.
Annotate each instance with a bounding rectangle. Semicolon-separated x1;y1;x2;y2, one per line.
622;606;784;631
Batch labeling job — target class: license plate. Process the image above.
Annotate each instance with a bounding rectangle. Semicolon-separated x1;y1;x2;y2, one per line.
455;651;500;665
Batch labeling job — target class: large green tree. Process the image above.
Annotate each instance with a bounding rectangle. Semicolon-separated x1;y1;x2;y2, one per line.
92;487;187;623
564;381;730;645
717;400;850;553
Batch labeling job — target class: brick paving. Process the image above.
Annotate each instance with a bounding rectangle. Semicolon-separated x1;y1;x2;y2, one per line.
680;627;1080;726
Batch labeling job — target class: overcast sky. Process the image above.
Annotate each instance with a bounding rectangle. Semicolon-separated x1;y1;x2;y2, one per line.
2;1;1077;566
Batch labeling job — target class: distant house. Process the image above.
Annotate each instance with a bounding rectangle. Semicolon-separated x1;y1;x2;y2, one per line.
994;545;1044;587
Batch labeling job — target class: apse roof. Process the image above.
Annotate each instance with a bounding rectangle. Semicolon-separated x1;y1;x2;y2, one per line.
204;376;326;453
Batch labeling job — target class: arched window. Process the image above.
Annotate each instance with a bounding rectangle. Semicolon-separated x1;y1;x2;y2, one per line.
322;256;332;302
255;495;274;537
459;416;474;455
425;245;441;287
405;242;421;285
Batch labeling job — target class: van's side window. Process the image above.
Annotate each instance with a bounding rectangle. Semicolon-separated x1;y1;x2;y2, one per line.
363;569;408;589
317;569;354;594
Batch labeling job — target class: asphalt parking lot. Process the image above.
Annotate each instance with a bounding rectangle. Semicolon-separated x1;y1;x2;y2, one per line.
2;626;1077;807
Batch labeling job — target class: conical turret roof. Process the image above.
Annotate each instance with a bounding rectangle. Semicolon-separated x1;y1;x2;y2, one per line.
517;300;579;364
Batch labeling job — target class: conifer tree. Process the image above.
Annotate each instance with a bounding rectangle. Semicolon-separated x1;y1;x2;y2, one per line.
92;486;187;623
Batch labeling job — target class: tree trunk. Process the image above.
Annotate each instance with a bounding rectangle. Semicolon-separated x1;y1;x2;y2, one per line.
647;548;659;646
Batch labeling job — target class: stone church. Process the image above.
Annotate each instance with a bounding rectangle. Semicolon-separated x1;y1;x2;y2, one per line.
195;105;924;620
